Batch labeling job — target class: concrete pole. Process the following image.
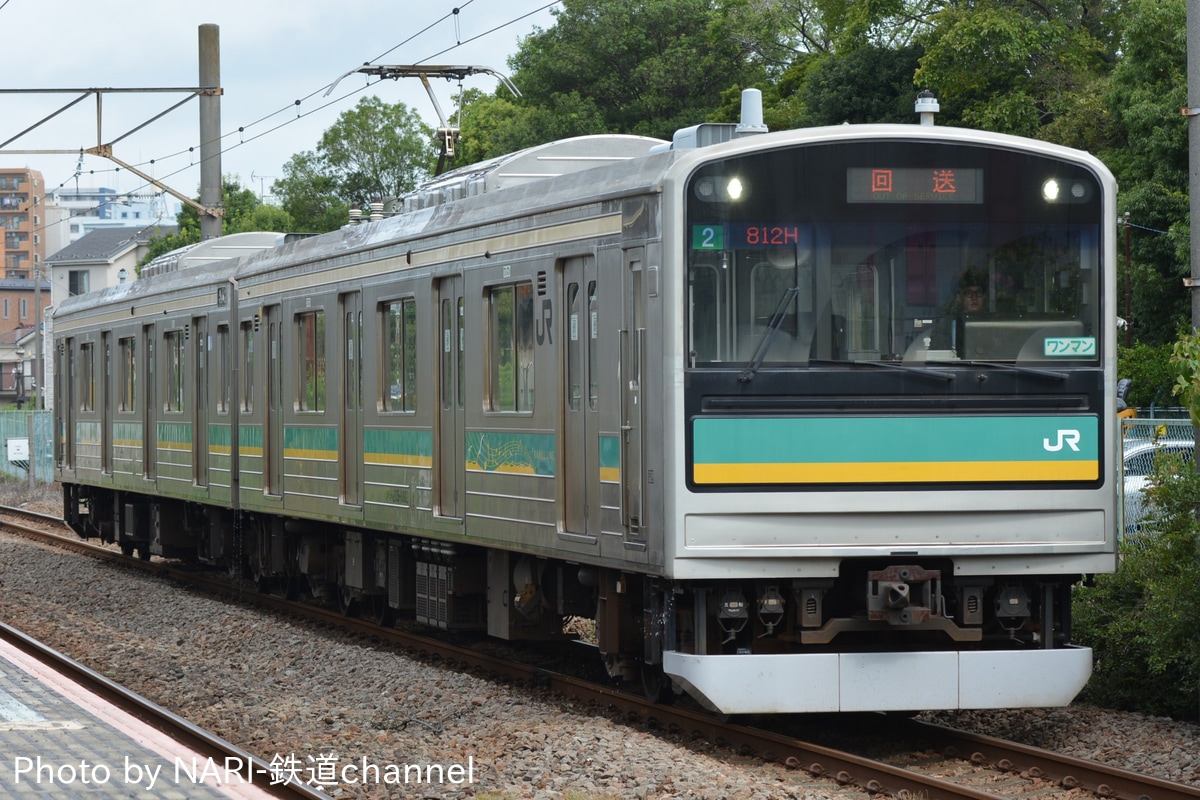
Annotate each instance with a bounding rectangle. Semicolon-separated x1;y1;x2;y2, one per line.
198;24;223;240
1190;0;1200;330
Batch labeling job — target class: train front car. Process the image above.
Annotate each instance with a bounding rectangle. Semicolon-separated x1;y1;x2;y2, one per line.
660;126;1118;714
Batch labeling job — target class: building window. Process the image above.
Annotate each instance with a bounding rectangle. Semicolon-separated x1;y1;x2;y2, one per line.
68;270;90;296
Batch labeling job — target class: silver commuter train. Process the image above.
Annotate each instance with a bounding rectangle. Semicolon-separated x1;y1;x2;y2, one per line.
54;92;1119;714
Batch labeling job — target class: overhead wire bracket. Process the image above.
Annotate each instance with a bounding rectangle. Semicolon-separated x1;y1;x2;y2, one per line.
326;64;521;174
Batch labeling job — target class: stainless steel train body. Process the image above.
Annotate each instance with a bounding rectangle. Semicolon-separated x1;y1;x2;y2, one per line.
55;114;1119;714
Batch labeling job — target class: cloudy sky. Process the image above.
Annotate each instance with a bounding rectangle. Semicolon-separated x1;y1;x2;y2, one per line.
0;0;560;208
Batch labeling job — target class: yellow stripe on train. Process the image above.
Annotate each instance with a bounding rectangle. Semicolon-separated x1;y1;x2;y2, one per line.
693;460;1099;484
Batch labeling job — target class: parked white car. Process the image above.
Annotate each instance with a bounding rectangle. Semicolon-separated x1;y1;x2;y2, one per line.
1123;438;1195;535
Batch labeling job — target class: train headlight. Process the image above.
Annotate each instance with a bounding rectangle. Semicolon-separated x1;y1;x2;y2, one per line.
757;586;785;635
717;591;749;641
1042;177;1093;203
692;175;748;203
994;584;1030;630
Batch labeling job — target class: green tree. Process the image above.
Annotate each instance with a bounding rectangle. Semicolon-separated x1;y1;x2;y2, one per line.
915;0;1111;135
505;0;764;143
1098;0;1188;346
274;97;436;230
799;44;924;126
452;90;608;169
1074;448;1200;720
273;151;350;233
139;177;282;267
317;96;436;206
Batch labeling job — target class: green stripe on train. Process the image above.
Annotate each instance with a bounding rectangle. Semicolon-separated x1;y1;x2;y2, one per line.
600;435;620;481
284;426;338;460
365;428;433;467
693;415;1099;484
157;422;192;446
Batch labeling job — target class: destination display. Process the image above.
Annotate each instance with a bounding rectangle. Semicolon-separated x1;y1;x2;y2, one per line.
846;167;984;204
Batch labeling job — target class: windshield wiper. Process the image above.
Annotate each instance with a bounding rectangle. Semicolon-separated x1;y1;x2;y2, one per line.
739;286;799;382
858;359;956;382
957;360;1068;381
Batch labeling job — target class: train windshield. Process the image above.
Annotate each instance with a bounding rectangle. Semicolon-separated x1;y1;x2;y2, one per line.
685;140;1103;367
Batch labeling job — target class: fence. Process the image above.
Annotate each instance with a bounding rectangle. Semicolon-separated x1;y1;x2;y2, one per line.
1121;410;1197;535
1118;410;1195;448
0;410;52;484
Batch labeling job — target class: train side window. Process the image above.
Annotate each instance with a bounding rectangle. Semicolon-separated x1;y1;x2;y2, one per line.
382;298;417;412
79;342;95;412
297;310;326;413
486;282;535;412
118;337;135;413
567;282;581;411
164;330;185;413
216;324;230;415
587;280;598;411
240;321;254;413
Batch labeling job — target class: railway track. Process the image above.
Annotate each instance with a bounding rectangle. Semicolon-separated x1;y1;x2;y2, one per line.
2;505;1197;800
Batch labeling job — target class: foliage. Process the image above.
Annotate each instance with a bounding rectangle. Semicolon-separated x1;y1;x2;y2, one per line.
274;97;436;231
1074;449;1200;720
502;0;765;144
799;44;924;126
1117;342;1176;410
451;90;608;170
138;177;288;268
273;151;350;233
915;0;1111;136
1172;330;1200;428
316;97;436;206
1099;0;1189;347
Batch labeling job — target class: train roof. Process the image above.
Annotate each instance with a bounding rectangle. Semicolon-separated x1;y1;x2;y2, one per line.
229;133;679;281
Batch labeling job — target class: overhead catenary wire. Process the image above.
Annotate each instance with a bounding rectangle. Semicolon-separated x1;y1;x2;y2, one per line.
28;1;562;237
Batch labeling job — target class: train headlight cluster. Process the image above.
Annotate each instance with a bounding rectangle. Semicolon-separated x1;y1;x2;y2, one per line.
693;175;748;203
1041;178;1093;203
717;591;749;642
757;586;785;635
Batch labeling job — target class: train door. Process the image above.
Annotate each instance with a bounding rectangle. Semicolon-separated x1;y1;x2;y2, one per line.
562;256;600;542
264;305;283;497
340;291;363;507
193;316;208;487
436;275;464;519
142;324;156;482
620;249;646;550
101;331;112;475
58;338;75;471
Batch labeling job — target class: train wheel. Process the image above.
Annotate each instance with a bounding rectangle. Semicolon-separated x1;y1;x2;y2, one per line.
337;584;359;617
371;595;395;627
119;542;134;558
641;663;676;705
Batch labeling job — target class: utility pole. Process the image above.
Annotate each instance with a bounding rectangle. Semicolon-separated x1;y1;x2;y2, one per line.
0;25;224;229
198;24;223;240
